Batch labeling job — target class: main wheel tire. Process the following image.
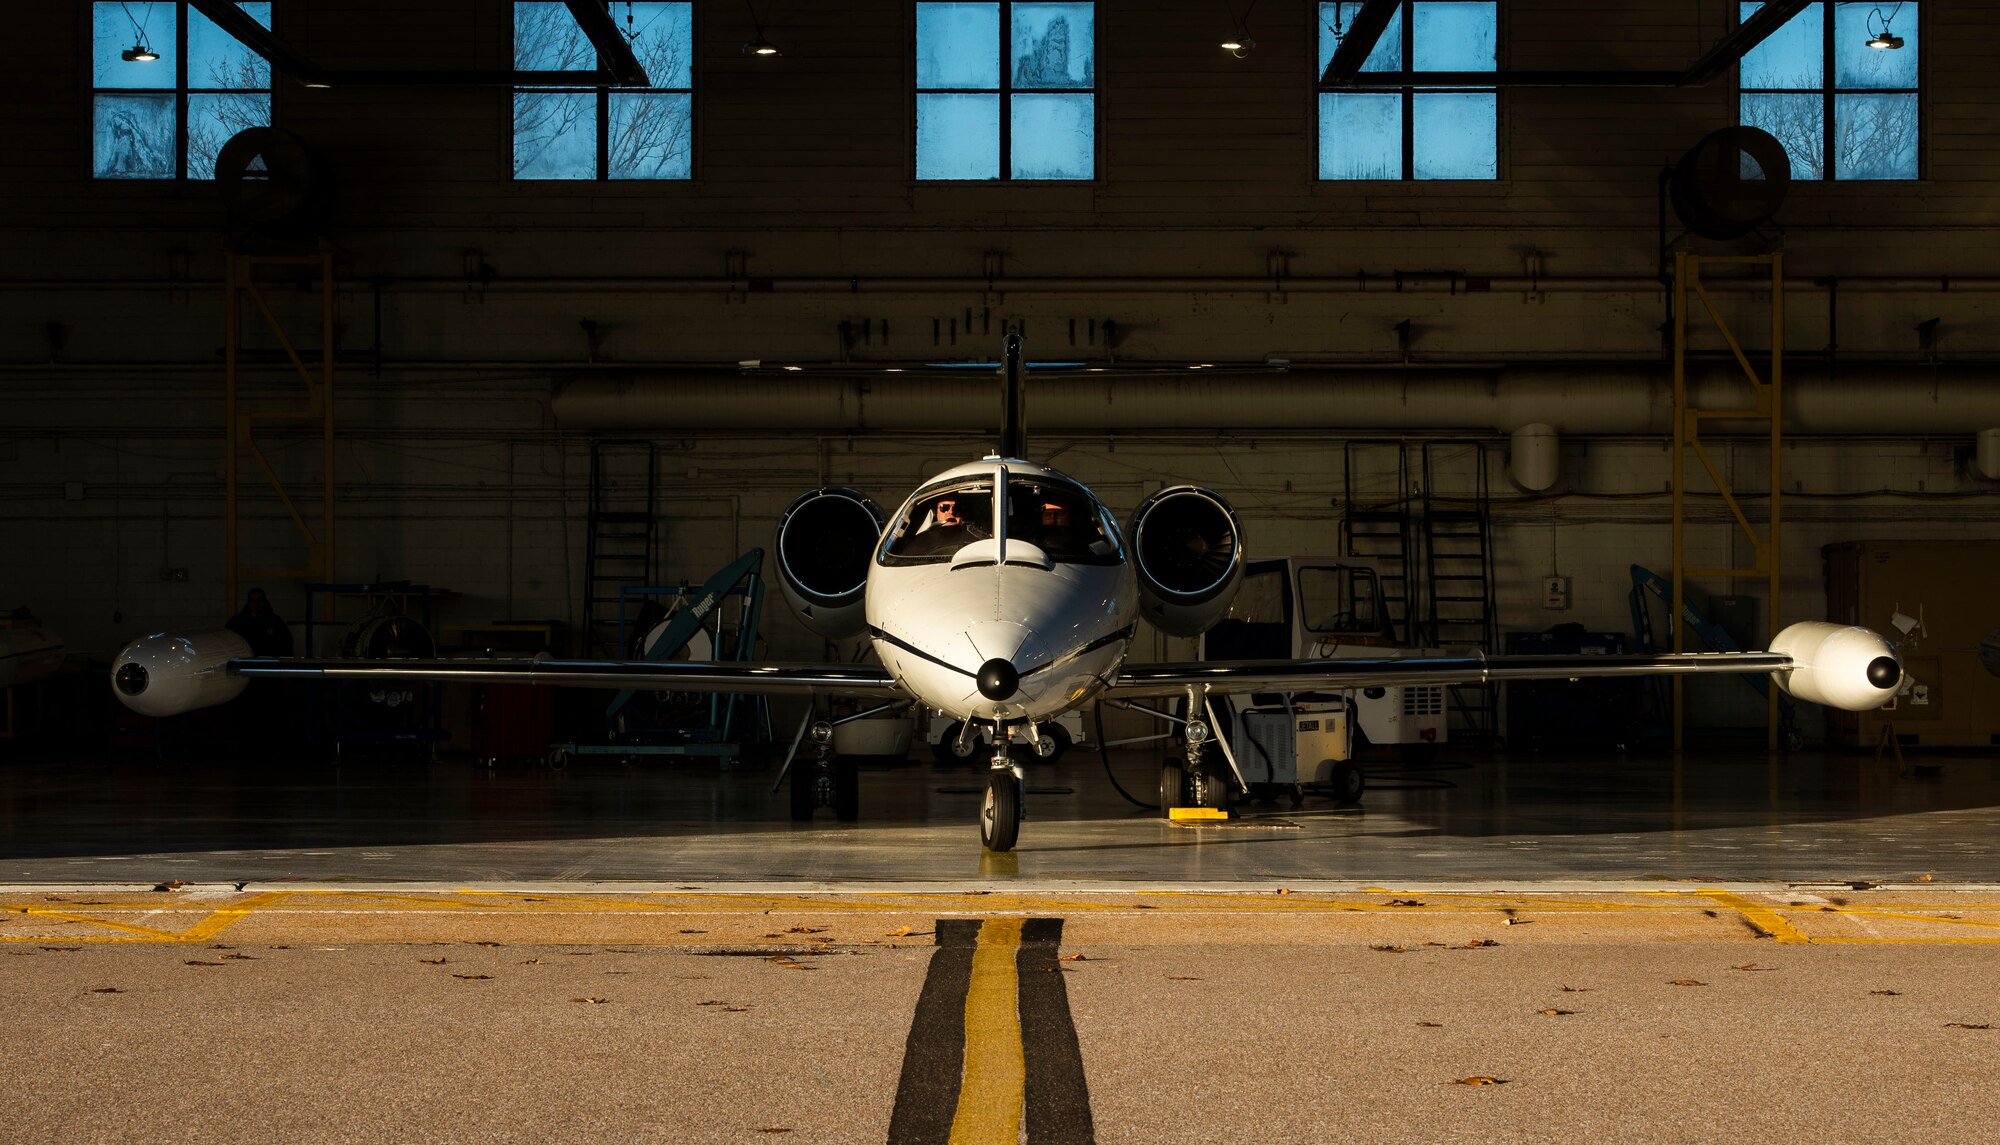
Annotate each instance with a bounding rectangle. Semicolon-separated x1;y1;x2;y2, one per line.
1327;759;1366;803
1189;767;1230;810
1036;723;1072;766
980;772;1022;852
832;758;860;822
932;721;983;766
789;761;818;821
1159;761;1185;815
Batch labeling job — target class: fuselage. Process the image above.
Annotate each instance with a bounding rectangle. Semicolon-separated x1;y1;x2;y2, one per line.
864;457;1139;727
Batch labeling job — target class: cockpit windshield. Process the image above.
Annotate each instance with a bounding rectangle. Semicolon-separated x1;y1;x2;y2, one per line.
878;471;1122;566
1005;476;1120;564
880;479;995;563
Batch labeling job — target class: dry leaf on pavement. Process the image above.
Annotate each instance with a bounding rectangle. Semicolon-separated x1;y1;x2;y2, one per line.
1539;1008;1577;1017
419;958;447;965
453;974;493;981
1370;944;1406;954
184;960;226;967
1668;979;1707;987
1453;1076;1508;1086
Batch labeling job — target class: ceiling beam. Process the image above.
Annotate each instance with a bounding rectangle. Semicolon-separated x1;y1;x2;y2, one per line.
1318;0;1814;89
184;0;327;87
1679;0;1813;85
560;0;651;87
1319;0;1401;86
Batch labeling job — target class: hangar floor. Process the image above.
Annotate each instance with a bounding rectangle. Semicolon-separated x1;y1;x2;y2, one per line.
7;745;2000;1142
1;744;1997;885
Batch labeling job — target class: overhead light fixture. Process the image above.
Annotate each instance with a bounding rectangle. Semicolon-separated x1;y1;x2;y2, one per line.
1866;4;1905;49
1220;0;1257;58
743;0;780;56
117;2;158;62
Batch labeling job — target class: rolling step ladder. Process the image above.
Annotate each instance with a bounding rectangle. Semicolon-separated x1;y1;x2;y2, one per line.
583;440;659;657
1421;441;1499;743
1339;441;1416;647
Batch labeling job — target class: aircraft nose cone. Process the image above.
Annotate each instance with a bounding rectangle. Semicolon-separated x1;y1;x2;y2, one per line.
1867;656;1902;690
976;658;1020;701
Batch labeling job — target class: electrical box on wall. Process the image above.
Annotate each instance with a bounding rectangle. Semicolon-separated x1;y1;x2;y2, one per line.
1542;576;1571;610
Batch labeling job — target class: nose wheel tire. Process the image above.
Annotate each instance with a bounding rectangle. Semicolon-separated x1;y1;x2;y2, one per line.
980;772;1022;852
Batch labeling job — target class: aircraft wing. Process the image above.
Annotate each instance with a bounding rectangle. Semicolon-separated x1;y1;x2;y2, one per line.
1104;650;1793;700
230;657;905;698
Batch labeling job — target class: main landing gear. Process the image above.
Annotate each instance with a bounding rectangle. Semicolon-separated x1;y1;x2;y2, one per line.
789;720;859;822
1159;713;1235;813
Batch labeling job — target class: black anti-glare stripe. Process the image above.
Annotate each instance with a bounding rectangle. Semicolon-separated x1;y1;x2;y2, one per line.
886;919;982;1145
868;626;976;679
1018;918;1095;1144
1020;624;1137;681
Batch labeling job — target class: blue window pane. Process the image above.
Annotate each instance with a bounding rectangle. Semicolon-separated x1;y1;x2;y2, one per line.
94;93;176;178
1413;91;1496;178
94;2;177;89
513;90;597;178
1742;92;1824;179
1318;92;1401;179
1413;2;1496;72
189;3;272;90
186;92;269;178
610;92;692;179
1318;3;1403;74
1011;4;1093;90
1739;2;1822;89
1835;92;1918;178
1834;2;1917;89
516;2;592;71
917;93;1001;179
1011;93;1092;178
917;3;1000;88
627;3;694;90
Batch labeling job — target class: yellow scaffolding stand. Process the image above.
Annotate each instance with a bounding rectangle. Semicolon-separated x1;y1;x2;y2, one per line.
224;253;335;614
1671;251;1783;752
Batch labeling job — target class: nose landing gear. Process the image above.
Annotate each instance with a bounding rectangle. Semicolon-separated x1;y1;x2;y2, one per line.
979;725;1027;853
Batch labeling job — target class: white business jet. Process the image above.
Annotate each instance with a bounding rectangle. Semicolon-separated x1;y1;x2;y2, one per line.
111;336;1904;852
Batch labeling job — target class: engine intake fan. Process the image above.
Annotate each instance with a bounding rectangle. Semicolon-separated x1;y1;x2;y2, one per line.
776;487;885;639
1128;485;1245;636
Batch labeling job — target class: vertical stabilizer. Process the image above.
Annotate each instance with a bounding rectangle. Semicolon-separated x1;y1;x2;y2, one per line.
1000;333;1026;458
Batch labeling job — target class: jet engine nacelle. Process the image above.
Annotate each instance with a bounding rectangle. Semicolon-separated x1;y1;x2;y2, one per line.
1127;485;1246;637
111;630;251;717
1771;621;1903;712
775;487;885;640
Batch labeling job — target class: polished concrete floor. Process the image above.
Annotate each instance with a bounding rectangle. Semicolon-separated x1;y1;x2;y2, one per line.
3;743;1999;886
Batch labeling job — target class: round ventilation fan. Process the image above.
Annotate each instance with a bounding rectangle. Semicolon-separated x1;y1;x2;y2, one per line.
1670;126;1791;240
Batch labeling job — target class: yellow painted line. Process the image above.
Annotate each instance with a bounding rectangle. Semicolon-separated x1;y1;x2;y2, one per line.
1836;910;2000;932
12;909;185;941
1696;890;1810;943
949;917;1025;1145
177;891;292;942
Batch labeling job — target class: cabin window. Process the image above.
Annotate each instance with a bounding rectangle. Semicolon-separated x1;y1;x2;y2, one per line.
1299;567;1383;634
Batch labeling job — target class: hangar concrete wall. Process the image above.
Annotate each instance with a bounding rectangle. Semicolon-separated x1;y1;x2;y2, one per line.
5;2;2000;737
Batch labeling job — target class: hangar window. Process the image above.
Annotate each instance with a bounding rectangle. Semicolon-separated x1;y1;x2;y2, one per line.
513;2;693;180
91;1;273;179
1316;1;1497;181
1738;2;1919;180
915;3;1096;181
